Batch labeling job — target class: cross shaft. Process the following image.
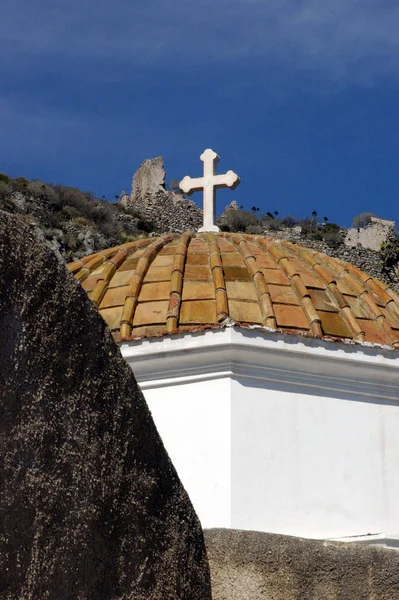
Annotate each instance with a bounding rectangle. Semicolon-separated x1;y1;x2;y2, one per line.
180;149;240;232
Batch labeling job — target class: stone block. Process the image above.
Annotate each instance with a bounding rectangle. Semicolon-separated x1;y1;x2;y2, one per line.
132;157;167;202
205;529;399;600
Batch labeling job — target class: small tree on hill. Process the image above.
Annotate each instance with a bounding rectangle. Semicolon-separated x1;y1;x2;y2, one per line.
352;212;375;228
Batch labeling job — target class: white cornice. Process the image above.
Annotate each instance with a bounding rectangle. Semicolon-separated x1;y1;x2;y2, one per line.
120;328;399;401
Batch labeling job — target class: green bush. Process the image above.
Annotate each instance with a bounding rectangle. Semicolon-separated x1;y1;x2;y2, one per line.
0;181;11;203
309;230;323;241
220;209;259;233
260;212;275;222
321;223;343;245
61;205;80;219
13;177;29;191
280;215;299;228
246;224;264;235
44;228;64;242
70;216;93;228
0;173;161;259
56;186;93;215
263;218;281;231
92;203;115;224
300;216;319;238
380;238;399;270
27;180;59;204
118;231;137;244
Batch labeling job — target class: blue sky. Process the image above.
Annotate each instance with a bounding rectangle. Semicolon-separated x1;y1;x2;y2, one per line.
1;0;399;227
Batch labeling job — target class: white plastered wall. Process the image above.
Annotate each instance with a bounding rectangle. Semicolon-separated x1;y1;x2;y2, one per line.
122;328;399;541
230;377;399;539
143;378;231;528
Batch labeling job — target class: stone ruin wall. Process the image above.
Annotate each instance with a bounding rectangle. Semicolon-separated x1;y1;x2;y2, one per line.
346;217;396;251
120;156;202;232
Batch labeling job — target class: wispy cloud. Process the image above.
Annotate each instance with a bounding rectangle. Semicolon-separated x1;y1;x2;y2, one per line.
2;0;399;82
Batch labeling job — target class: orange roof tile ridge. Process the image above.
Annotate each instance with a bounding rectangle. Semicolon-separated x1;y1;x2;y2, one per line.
69;240;138;281
228;234;276;328
353;271;399;332
320;256;367;299
361;292;399;346
166;231;194;332
281;242;366;342
75;236;157;275
204;232;229;322
385;285;399;303
120;237;156;252
294;245;375;341
339;261;399;343
74;237;156;288
66;258;85;274
74;253;107;283
331;257;399;346
89;248;131;307
266;241;322;337
120;234;175;339
89;251;125;307
380;286;399;330
377;284;399;337
366;278;393;305
67;233;399;349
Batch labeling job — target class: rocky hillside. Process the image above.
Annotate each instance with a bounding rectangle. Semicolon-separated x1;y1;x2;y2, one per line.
0;174;155;262
1;168;398;291
219;207;399;291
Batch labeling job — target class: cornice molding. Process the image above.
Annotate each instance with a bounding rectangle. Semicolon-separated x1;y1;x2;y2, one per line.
120;328;399;401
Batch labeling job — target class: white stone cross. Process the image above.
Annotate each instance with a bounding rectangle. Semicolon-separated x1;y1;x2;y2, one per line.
179;149;240;232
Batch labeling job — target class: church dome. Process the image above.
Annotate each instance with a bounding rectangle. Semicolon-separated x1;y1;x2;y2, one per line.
67;232;399;348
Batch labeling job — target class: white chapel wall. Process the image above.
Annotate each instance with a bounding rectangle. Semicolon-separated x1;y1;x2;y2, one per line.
230;377;399;539
123;328;399;541
143;377;232;529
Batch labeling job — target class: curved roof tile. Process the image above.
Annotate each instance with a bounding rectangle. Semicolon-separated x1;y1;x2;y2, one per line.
67;232;399;348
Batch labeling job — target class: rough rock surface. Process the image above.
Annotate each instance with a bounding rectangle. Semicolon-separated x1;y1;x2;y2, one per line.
120;157;203;232
0;210;211;600
0;186;140;263
222;200;239;212
131;157;167;201
259;225;399;291
205;529;399;600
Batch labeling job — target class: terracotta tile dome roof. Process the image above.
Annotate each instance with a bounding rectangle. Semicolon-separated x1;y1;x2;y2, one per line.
67;232;399;348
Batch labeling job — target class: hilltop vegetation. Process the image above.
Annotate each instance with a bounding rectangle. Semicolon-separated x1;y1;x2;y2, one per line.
218;207;344;245
0;174;155;262
1;171;398;290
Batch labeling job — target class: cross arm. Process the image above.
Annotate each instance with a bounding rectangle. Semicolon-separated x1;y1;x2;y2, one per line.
179;176;205;194
213;170;240;190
